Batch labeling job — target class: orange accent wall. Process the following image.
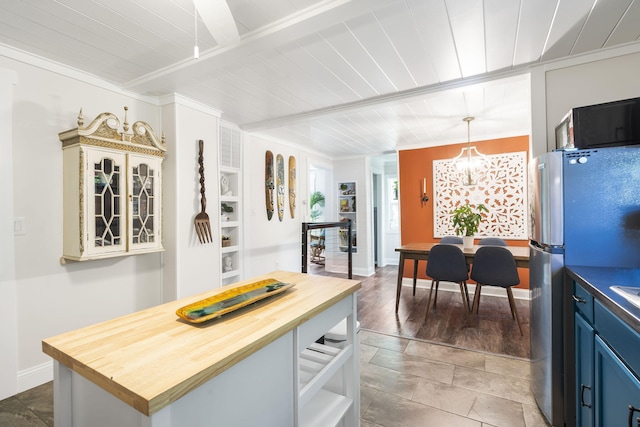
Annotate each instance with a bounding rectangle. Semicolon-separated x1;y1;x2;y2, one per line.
398;135;530;289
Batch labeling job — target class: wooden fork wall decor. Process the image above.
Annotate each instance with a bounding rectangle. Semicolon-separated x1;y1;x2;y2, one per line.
194;140;212;243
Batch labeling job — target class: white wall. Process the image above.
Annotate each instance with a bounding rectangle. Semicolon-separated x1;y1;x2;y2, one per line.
244;134;321;276
160;97;222;300
1;55;166;395
0;67;18;400
545;50;640;142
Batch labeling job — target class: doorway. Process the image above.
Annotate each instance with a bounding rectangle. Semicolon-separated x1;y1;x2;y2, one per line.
308;160;331;222
370;154;399;268
372;173;381;267
307;160;332;274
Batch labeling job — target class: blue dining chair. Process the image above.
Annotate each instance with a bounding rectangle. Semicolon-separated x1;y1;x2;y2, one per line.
478;237;507;246
440;235;463;244
425;244;472;326
441;235;471;272
469;246;523;335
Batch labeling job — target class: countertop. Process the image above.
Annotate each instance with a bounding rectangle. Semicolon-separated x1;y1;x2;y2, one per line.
42;271;361;416
566;265;640;333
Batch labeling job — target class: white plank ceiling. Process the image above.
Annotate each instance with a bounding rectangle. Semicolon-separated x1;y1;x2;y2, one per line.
1;0;639;158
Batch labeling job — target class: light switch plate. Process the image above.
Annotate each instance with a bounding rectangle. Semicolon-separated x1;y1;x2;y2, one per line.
14;217;26;235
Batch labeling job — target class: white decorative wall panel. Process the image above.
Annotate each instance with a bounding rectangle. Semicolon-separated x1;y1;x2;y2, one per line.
433;151;527;239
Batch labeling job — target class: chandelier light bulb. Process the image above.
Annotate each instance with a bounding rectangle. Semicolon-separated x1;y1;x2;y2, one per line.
451;116;486;186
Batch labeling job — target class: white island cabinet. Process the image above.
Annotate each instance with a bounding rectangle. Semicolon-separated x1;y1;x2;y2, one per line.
42;271;361;427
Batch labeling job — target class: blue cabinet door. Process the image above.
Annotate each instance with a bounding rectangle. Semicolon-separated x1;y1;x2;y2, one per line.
595;336;640;427
576;313;594;427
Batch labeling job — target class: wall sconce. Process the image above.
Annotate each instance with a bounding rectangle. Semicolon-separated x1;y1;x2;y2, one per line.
421;177;429;204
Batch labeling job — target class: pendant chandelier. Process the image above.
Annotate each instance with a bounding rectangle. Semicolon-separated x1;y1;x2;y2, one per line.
452;116;487;186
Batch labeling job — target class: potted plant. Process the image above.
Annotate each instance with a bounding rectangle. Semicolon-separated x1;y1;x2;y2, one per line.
221;203;234;221
309;191;325;222
451;203;488;248
221;235;231;247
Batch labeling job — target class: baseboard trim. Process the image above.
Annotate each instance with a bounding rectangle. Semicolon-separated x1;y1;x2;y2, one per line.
402;278;530;300
17;361;52;393
324;266;374;277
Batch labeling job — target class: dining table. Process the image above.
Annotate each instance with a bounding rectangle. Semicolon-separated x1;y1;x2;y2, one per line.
394;242;530;313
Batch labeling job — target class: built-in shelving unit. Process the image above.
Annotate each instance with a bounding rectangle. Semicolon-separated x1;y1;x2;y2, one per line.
299;342;354;426
219;124;242;285
338;181;357;253
295;294;359;426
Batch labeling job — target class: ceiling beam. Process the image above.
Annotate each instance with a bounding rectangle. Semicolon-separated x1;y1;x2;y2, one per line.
242;66;532;132
123;0;397;95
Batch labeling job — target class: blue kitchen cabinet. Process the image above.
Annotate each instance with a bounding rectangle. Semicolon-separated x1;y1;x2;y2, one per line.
575;313;594;427
594;335;640;426
572;280;640;427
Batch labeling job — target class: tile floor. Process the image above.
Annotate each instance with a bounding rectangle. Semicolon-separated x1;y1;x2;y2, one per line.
0;329;548;426
0;380;52;426
358;329;549;427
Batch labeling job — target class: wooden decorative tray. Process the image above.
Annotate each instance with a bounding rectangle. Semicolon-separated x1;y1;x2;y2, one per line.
176;278;294;324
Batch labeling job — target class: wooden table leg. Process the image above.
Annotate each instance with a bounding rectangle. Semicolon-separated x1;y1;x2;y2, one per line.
395;253;405;313
412;259;418;296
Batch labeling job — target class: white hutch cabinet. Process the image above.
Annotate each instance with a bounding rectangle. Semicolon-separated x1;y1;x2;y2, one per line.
59;108;166;262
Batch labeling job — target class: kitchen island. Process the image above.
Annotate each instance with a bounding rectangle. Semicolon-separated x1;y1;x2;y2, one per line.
42;271;361;427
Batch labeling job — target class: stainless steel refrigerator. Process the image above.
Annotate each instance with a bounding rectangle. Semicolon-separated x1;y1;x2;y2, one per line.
529;146;640;426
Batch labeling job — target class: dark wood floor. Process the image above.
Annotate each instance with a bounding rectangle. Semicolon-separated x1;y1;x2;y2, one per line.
309;263;530;359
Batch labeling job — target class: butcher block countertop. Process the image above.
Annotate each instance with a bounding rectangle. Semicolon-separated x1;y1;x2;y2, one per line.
42;271;361;417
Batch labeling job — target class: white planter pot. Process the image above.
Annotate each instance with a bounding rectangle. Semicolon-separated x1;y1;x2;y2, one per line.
463;236;474;249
